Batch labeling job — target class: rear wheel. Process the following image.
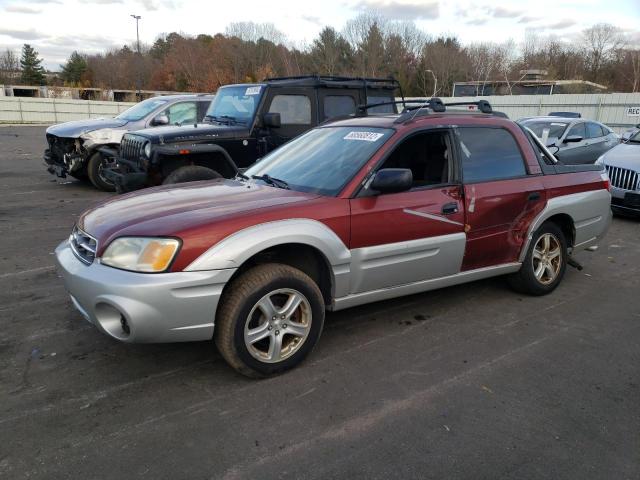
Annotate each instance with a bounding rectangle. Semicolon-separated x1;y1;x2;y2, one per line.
215;263;325;378
87;152;116;192
508;222;568;296
162;165;222;185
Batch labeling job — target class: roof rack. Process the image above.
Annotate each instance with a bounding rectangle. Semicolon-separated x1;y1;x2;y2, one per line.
263;75;399;86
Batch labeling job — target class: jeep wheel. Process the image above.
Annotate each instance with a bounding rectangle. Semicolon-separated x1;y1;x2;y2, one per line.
508;222;568;296
162;166;222;185
87;152;116;192
215;263;325;378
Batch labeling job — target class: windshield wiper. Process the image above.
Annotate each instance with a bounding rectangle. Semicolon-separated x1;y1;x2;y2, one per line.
251;174;290;189
235;171;249;181
205;114;245;126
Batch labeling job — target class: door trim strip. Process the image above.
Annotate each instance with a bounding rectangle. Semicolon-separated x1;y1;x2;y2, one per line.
403;208;464;226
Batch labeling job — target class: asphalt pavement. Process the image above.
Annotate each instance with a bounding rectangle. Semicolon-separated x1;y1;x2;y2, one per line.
0;125;639;479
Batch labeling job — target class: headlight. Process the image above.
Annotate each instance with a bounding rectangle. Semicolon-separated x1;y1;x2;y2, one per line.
101;237;180;272
144;142;152;158
595;155;605;166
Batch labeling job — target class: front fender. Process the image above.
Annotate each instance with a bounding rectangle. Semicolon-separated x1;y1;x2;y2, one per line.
184;219;352;298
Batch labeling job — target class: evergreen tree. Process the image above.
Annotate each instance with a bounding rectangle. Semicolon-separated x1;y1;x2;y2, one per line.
60;51;88;86
20;44;46;85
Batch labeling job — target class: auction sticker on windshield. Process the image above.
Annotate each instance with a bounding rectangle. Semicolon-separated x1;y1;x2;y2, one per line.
343;131;385;142
245;86;261;95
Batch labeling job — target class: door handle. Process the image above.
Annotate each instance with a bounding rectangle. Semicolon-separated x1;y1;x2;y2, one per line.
441;202;458;215
528;192;541;201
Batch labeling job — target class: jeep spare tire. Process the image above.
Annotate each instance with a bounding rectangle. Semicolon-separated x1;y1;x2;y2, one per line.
162;166;222;185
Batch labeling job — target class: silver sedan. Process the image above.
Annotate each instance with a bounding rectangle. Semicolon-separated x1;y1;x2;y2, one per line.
596;130;640;215
519;116;619;164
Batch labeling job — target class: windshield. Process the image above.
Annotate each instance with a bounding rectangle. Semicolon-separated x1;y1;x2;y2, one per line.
245;126;394;196
116;98;168;121
205;85;264;125
522;120;568;141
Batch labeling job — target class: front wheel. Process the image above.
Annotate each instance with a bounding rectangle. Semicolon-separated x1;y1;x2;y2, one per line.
87;152;116;192
508;222;568;296
215;264;325;378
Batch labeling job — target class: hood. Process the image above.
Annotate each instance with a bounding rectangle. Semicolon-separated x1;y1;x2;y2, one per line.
602;143;640;170
130;123;249;144
46;118;128;138
79;179;320;251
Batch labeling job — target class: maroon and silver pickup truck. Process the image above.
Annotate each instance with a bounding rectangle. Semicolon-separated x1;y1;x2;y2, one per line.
55;100;612;377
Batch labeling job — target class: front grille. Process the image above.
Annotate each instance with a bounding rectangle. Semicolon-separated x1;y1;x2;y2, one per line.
606;165;639;191
120;135;146;163
69;226;98;265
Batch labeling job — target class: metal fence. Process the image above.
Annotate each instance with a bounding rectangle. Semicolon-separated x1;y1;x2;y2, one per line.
0;97;135;124
2;93;640;133
433;93;640;133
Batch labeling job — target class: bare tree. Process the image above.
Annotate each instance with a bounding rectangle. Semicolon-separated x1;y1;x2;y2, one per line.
0;48;19;84
582;23;626;81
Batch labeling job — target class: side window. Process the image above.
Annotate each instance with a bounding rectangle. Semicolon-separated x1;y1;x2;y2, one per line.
367;95;394;113
586;122;604;138
269;95;311;125
378;130;451;189
567;122;586;139
164;102;197;125
458;127;527;183
323;95;356;120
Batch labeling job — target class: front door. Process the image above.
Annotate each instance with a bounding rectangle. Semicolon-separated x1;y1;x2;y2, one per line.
456;126;546;271
349;129;466;294
262;88;317;149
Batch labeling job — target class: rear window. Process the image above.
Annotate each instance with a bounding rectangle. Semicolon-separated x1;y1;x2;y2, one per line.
522;120;568;141
457;127;527;183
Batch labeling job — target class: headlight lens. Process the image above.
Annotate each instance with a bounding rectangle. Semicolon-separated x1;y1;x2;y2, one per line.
144;142;152;158
101;237;180;272
595;155;605;166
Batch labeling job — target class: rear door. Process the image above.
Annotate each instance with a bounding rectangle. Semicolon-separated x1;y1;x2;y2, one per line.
349;128;466;294
262;88;317;148
584;122;609;162
456;126;546;271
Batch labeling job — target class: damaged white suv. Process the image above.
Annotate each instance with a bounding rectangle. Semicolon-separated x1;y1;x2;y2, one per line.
44;94;213;191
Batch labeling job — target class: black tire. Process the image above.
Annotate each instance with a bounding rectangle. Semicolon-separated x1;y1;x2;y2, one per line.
215;263;325;378
162;166;222;185
508;221;568;296
87;152;115;192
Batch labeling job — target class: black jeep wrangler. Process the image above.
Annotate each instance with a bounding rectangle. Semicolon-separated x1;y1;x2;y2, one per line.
104;76;400;192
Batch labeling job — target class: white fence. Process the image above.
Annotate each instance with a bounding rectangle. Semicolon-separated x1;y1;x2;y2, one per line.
0;97;135;124
2;92;640;132
435;93;640;133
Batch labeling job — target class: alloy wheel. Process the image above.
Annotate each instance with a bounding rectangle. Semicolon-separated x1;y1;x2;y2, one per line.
532;233;562;285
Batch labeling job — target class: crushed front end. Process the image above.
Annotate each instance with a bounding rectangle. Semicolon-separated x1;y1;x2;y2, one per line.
44;134;86;179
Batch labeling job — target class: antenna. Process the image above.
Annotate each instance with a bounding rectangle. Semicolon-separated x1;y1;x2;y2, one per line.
406;97;445;122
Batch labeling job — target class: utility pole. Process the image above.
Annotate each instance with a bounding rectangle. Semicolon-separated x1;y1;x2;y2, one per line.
130;14;141;101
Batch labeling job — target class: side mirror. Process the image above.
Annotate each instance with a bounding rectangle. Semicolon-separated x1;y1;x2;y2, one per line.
636;124;640;128
263;112;281;128
563;135;583;143
371;168;412;194
152;114;169;126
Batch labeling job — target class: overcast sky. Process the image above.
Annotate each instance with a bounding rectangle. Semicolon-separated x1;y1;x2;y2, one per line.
1;0;639;70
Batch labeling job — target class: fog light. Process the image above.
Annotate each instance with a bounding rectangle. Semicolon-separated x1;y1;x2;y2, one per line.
120;315;130;335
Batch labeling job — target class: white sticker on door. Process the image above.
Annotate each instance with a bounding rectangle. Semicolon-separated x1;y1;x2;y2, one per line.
343;131;385;142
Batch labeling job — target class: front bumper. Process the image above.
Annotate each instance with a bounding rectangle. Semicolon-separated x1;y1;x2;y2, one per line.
102;157;147;193
611;187;640;214
55;240;236;343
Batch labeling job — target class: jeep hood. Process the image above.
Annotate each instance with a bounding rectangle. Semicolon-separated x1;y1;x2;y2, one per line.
79;179;321;252
603;143;640;170
46;118;128;138
131;123;249;143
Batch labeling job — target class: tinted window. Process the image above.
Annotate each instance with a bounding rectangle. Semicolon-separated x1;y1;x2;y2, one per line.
367;95;394;113
567;122;586;139
269;95;311;125
323;95;356;120
586;122;604;138
458;127;527;183
164;102;197;125
244;127;393;196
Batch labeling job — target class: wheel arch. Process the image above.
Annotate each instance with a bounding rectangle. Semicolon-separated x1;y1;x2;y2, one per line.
156;144;238;179
185;219;352;303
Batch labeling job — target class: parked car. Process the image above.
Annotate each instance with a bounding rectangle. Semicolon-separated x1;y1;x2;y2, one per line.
44;94;214;191
622;123;640;142
55;99;611;377
518;116;618;164
596;129;640;215
103;76;399;192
